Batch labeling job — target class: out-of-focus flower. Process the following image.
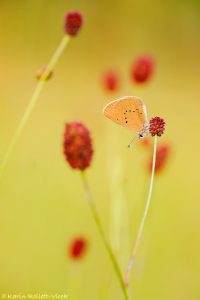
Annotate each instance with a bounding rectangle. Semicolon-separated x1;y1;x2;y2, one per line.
149;117;165;137
139;137;152;148
64;11;83;36
69;237;88;259
149;143;170;174
131;55;154;83
63;121;93;170
36;66;53;81
103;71;119;92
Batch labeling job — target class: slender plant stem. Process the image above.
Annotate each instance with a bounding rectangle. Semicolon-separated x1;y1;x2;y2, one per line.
81;171;129;300
0;35;70;179
124;135;157;287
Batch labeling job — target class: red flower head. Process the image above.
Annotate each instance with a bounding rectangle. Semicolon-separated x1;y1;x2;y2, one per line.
131;55;154;83
36;66;53;81
64;11;83;36
69;237;88;259
103;71;119;92
63;121;93;170
149;144;170;174
149;117;165;137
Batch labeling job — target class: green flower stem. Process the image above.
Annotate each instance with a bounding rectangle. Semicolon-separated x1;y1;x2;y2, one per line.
124;135;157;287
0;35;70;179
81;171;129;300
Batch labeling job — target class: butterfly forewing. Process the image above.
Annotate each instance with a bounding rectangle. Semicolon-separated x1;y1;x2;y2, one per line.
103;96;148;132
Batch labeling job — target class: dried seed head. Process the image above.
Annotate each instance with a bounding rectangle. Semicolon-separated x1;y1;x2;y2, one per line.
131;55;154;83
149;117;165;137
64;11;83;36
36;66;53;81
63;121;93;170
69;237;88;259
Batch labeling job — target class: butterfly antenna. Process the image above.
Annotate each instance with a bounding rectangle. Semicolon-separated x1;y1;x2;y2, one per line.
128;136;137;148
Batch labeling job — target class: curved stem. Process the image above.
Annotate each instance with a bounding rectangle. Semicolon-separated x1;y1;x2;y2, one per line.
0;35;70;180
124;135;157;287
81;171;129;300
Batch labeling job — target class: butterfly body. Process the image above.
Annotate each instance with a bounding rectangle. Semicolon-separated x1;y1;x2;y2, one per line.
103;96;149;140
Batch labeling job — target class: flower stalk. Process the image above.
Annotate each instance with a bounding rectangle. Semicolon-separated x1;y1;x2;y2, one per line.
124;135;157;287
0;35;70;179
81;171;129;300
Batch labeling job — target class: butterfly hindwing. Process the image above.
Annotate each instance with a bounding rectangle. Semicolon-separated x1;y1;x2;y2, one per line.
103;96;148;132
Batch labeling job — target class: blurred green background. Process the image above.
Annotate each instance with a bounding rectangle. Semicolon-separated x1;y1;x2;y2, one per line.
0;0;200;299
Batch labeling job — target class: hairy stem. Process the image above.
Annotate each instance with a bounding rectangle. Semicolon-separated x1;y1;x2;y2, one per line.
124;135;157;287
0;35;70;179
81;171;129;300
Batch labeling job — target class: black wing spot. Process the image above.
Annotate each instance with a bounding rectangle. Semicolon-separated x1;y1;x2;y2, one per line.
126;121;128;123
129;110;131;112
132;110;135;112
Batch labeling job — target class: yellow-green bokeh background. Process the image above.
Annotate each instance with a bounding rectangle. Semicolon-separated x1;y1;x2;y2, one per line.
0;1;200;299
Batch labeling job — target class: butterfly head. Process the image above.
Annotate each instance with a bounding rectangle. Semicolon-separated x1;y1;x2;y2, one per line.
138;122;149;139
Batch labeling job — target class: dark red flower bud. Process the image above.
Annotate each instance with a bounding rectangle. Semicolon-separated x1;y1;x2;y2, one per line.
149;117;165;137
36;66;53;81
103;71;119;92
63;121;93;170
149;144;170;174
64;11;83;36
69;237;88;259
131;55;154;83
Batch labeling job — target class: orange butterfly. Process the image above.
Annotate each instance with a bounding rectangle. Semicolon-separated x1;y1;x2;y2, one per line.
103;96;149;147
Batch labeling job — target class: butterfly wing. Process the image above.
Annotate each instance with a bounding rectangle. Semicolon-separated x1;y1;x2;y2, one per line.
103;96;148;132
